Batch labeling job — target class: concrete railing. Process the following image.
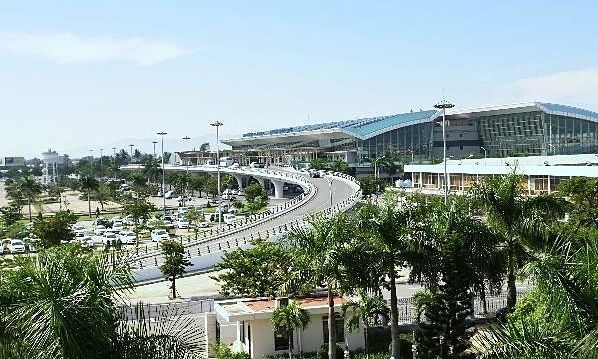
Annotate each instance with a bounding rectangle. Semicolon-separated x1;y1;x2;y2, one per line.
130;171;361;282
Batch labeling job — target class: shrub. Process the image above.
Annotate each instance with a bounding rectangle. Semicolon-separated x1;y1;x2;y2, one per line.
317;343;345;359
212;343;251;359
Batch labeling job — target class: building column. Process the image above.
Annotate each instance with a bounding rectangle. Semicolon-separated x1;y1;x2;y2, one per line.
204;312;217;358
254;176;266;189
528;176;532;196
233;175;245;189
272;180;285;199
548;175;551;194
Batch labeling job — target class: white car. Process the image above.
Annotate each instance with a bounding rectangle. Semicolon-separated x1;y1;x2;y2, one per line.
94;225;107;236
112;222;124;233
177;219;190;229
197;221;210;228
151;229;169;242
6;239;26;254
75;233;94;248
119;231;137;245
102;231;118;245
72;223;86;235
178;206;189;214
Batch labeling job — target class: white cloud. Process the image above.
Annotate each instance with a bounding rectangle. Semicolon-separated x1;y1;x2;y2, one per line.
515;68;598;109
0;31;190;66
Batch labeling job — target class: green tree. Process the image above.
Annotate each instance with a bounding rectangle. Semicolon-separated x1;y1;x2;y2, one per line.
329;159;350;174
557;177;598;229
13;176;43;222
31;210;77;248
310;157;326;170
79;175;100;218
356;191;429;359
285;213;352;359
122;199;156;248
47;185;66;209
0;245;202;359
244;183;269;214
472;172;566;311
159;240;193;299
213;239;295;297
185;207;204;240
0;203;23;226
189;174;206;198
341;292;389;359
271;300;311;359
358;175;385;198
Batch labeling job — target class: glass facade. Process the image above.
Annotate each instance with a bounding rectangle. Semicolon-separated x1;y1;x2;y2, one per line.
476;111;598;157
226;104;598;167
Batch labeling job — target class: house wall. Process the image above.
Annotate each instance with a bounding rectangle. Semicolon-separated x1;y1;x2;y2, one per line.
242;315;365;358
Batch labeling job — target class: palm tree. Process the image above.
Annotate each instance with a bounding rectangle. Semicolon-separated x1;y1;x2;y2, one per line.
271;300;311;359
79;175;100;218
17;176;43;222
356;191;429;359
341;292;389;359
0;245;203;358
472;172;566;311
285;213;352;359
472;234;598;358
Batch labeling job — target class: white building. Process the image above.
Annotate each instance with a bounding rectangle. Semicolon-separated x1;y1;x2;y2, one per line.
214;296;365;358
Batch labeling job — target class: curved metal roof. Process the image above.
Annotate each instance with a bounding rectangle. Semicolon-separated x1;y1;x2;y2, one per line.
241;110;439;141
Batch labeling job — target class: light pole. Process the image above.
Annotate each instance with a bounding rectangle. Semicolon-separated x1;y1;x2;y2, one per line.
99;148;103;176
434;99;455;205
112;147;117;180
129;144;134;163
152;141;158;157
210;121;223;225
480;146;487;159
327;176;334;207
89;149;94;177
182;136;191;207
157;132;167;218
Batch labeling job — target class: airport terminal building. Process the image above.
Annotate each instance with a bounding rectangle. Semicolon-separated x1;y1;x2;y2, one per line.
223;102;598;176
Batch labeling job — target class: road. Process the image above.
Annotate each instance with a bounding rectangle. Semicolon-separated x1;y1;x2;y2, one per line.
131;170;360;275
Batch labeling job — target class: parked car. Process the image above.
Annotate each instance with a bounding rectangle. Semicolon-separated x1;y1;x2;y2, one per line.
177;219;190;229
111;221;124;233
222;194;236;201
72;223;86;234
151;229;169;242
197;221;210;228
119;231;137;245
75;233;94;248
5;239;26;254
164;191;174;199
102;231;118;245
94;225;107;236
24;238;39;253
178;206;189;214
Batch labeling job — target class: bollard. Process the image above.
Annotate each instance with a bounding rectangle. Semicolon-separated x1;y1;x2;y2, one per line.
207;245;210;253
197;248;201;256
154;258;158;266
227;241;230;248
218;243;221;250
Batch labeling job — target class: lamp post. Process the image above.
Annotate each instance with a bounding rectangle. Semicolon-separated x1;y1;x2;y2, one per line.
99;148;103;176
157;132;167;219
182;136;191;207
434;100;455;205
129;144;134;163
327;176;334;207
210;121;223;225
89;150;94;177
112;147;117;180
152;141;158;157
480;146;487;159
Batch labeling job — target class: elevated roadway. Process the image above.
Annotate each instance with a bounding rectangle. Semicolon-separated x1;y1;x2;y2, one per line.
120;165;361;281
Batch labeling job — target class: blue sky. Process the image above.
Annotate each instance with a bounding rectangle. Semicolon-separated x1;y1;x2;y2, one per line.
1;1;597;158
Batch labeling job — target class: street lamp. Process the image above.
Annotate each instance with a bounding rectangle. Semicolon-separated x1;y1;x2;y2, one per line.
152;141;158;157
480;146;487;159
129;144;134;163
210;121;223;225
434;99;455;205
112;147;117;180
99;148;103;175
89;149;94;177
327;176;334;207
157;132;167;218
182;136;191;207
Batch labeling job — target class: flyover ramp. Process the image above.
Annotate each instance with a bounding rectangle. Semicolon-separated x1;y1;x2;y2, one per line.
128;169;361;282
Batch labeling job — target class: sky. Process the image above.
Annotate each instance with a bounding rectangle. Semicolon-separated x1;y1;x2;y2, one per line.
1;1;597;158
